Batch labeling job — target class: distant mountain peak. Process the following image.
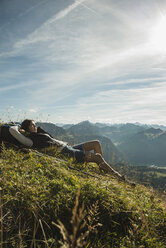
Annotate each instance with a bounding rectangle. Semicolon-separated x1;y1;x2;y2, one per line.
78;120;92;125
144;127;163;135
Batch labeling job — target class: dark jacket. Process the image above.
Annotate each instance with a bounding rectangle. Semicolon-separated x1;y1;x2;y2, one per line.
28;127;55;148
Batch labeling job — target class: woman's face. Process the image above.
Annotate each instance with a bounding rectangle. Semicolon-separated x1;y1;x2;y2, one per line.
29;121;37;133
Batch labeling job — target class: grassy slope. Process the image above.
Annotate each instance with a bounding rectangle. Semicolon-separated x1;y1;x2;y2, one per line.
0;147;166;248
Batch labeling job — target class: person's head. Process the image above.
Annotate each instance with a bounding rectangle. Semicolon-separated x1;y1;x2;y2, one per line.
21;119;37;133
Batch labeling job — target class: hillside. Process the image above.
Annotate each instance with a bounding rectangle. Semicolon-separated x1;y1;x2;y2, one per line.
115;163;166;191
65;121;125;164
68;121;102;136
118;128;166;166
37;122;75;144
36;122;67;137
100;123;147;144
0;146;166;247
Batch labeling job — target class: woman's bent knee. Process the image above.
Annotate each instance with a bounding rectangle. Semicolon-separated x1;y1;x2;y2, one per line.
92;140;100;147
94;140;100;144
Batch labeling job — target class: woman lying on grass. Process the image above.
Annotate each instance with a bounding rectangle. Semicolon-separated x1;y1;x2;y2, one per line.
10;119;133;183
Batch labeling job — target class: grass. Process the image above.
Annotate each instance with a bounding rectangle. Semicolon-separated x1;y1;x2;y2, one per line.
0;146;166;247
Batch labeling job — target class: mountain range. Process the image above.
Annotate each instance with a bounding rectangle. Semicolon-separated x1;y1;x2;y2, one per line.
37;121;166;166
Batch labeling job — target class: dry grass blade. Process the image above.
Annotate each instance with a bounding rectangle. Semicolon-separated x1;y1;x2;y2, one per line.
53;219;70;247
54;189;101;248
39;219;50;248
30;210;39;248
70;189;87;247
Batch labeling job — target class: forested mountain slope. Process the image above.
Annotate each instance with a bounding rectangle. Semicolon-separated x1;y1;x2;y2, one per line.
118;128;166;165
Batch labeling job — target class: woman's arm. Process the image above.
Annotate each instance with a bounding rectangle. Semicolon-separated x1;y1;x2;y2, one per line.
9;125;33;147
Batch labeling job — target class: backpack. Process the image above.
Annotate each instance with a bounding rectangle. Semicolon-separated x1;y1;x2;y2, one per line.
0;122;22;148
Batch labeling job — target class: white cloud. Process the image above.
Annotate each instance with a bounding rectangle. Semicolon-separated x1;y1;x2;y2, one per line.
28;109;38;113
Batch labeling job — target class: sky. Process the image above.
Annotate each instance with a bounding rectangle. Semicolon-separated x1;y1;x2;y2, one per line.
1;0;166;125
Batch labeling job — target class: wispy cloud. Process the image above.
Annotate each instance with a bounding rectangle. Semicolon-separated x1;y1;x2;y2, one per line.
18;0;50;18
1;0;166;124
46;0;87;24
0;0;49;31
0;0;87;59
77;0;100;17
0;81;40;93
71;83;166;124
14;0;86;49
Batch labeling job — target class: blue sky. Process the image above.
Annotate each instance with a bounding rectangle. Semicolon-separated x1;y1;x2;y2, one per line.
1;0;166;124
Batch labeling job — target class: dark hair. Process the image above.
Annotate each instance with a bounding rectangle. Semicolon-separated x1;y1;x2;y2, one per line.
21;119;33;132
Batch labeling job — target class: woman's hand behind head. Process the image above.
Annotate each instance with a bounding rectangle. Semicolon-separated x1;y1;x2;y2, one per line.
19;129;30;136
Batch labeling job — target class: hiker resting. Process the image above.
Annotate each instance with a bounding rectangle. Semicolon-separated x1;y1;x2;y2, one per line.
2;119;125;181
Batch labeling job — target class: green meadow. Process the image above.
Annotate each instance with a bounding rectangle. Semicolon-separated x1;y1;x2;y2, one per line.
0;146;166;247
